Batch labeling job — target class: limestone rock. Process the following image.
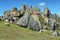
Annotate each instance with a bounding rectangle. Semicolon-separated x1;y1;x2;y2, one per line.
5;22;10;26
28;15;41;31
38;30;43;34
51;31;59;36
44;7;51;18
5;19;9;22
48;19;56;31
17;14;41;31
12;7;17;12
44;7;51;23
17;14;30;28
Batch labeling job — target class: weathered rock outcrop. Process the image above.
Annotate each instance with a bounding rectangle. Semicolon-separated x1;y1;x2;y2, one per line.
28;15;41;31
48;19;56;31
44;7;51;23
17;14;42;31
17;14;30;28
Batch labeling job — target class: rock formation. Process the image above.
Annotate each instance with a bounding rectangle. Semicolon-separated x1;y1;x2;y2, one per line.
44;7;51;23
3;4;60;35
17;6;42;31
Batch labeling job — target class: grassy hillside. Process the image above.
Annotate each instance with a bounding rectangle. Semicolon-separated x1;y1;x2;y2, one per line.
0;21;60;40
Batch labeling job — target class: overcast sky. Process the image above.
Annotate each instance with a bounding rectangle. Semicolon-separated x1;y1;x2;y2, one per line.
0;0;60;16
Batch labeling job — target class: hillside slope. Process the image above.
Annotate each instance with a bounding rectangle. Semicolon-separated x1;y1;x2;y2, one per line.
0;21;60;40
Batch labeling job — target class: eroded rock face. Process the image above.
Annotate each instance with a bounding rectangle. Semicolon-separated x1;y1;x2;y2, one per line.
4;11;10;19
17;8;31;27
17;14;30;28
17;14;41;31
44;7;51;18
44;7;51;23
17;6;42;31
48;19;56;31
28;15;41;31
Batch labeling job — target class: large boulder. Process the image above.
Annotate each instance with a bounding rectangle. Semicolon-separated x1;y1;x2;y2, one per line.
28;15;41;31
17;14;30;28
17;14;42;31
17;8;32;27
48;19;56;31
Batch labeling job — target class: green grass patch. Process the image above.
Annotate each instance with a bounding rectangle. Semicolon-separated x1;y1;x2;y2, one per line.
0;21;60;40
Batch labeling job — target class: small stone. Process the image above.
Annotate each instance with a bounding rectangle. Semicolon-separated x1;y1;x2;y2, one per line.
10;21;13;23
38;30;43;34
5;19;9;22
51;31;58;36
5;22;10;26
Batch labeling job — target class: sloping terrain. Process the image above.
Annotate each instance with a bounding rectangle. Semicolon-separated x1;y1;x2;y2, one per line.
0;21;60;40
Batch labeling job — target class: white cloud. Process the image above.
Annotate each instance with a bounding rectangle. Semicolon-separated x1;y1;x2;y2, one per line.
38;2;45;6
